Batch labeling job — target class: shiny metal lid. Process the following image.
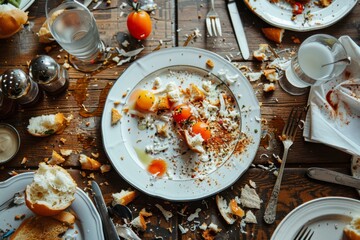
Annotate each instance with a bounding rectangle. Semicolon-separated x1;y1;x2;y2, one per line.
0;69;29;99
29;55;59;84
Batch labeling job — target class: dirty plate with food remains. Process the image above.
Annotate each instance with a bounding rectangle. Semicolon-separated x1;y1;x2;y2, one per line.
271;197;360;239
244;0;357;32
0;172;104;240
101;47;261;201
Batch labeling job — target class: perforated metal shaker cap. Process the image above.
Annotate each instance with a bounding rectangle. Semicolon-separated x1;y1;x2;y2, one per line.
0;69;29;99
29;55;59;84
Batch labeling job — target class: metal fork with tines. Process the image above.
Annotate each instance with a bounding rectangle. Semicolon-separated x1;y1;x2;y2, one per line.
263;106;306;224
293;225;314;240
206;0;222;37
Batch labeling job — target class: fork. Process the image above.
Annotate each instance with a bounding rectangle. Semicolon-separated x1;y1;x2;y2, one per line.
293;225;314;240
206;0;222;37
263;107;306;224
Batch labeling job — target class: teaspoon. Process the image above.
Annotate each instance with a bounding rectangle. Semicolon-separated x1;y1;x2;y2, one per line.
321;56;351;67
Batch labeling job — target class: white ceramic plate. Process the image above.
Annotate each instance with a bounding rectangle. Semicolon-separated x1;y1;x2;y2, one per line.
271;197;360;239
0;172;104;240
19;0;34;11
244;0;357;32
101;47;261;201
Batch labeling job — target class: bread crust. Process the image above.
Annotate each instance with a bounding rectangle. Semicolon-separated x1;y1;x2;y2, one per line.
10;216;68;240
0;7;28;39
261;27;284;44
25;163;77;216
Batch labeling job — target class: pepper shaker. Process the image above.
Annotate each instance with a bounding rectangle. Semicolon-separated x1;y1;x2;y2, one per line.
29;55;69;95
0;69;41;107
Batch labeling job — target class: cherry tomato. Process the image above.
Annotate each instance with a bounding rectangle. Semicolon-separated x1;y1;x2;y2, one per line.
148;159;167;176
173;104;192;123
192;121;211;141
127;10;152;40
293;2;304;15
136;90;155;111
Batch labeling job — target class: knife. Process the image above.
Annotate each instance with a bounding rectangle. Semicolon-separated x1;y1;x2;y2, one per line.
92;181;120;240
227;0;250;60
307;167;360;189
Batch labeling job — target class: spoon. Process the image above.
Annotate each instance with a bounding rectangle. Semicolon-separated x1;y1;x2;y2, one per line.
108;204;133;221
321;56;351;67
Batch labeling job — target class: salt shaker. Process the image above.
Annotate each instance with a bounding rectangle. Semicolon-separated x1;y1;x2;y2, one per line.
29;55;69;95
0;69;41;107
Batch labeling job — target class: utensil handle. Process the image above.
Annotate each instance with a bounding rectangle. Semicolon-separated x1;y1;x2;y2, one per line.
307;167;360;189
263;147;289;224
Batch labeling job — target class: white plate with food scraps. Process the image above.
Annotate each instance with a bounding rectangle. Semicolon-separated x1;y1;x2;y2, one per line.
101;47;261;201
244;0;357;32
0;172;104;240
271;197;360;240
19;0;35;11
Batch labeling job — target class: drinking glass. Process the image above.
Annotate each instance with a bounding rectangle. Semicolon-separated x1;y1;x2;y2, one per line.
45;0;107;72
279;34;349;95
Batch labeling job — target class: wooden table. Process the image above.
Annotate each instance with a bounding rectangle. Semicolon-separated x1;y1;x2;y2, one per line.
0;0;359;239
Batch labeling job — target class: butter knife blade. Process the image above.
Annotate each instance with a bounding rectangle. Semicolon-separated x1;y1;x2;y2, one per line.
92;181;120;240
307;167;360;189
227;0;250;60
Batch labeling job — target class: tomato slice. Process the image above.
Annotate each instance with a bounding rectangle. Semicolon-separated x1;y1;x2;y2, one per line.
293;2;304;15
192;121;211;141
173;104;192;123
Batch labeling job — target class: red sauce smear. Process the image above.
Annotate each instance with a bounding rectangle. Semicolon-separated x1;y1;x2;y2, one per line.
326;90;338;111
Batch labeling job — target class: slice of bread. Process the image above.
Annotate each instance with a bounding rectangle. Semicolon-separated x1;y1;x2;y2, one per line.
27;113;72;137
261;28;285;44
344;217;360;240
79;154;101;170
10;216;69;240
112;190;137;206
240;184;262;209
25;163;77;216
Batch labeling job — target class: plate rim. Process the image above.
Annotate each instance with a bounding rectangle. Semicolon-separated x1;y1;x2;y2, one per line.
271;196;360;239
101;46;261;201
0;172;104;240
244;0;357;32
20;0;35;11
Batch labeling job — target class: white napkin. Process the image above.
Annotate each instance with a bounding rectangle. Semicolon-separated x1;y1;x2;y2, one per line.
303;36;360;156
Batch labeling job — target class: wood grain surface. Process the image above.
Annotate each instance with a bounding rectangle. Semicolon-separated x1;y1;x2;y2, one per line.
0;0;359;239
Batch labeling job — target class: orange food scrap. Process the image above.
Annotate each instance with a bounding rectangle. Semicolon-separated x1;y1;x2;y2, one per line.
148;159;167;176
229;199;245;218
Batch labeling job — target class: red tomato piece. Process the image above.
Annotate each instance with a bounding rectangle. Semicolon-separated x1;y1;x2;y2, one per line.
127;10;152;40
173;104;192;123
293;2;304;15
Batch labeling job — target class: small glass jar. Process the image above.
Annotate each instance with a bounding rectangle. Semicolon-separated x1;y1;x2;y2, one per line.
29;55;69;95
0;69;41;107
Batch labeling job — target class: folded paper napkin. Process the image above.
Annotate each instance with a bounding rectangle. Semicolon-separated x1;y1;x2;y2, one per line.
303;36;360;156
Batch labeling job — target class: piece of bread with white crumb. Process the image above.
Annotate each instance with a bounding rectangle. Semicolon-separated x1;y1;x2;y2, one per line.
344;217;360;240
183;130;205;154
25;162;77;216
27;113;72;137
261;27;285;44
79;154;101;170
240;184;262;209
216;195;236;224
47;150;65;165
112;190;137;206
130;208;152;231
